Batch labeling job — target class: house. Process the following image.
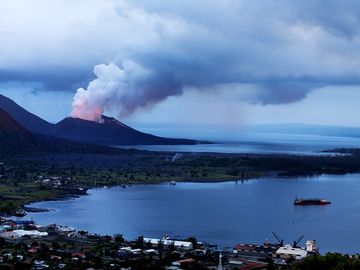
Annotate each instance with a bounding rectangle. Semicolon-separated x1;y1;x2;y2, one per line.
130;248;142;255
145;249;158;255
172;258;196;267
33;260;49;270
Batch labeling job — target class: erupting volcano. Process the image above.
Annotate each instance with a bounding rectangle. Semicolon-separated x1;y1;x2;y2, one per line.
0;94;204;146
51;115;200;145
70;62;183;123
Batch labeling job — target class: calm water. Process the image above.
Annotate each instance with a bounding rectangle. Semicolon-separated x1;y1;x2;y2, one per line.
118;133;360;154
27;174;360;254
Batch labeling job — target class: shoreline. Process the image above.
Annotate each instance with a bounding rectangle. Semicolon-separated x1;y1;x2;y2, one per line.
21;171;360;214
17;172;267;214
5;172;360;256
2;173;360;270
2;146;360;221
21;178;250;213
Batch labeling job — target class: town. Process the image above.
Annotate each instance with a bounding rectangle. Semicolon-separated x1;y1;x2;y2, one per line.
0;214;336;270
1;157;360;269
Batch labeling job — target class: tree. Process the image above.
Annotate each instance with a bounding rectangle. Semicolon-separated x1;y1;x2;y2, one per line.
31;241;39;247
292;253;360;270
114;233;125;244
0;236;5;247
137;236;144;247
186;237;198;249
94;256;103;267
52;241;60;250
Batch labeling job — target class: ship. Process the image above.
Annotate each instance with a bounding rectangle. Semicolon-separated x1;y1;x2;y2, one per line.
294;197;331;205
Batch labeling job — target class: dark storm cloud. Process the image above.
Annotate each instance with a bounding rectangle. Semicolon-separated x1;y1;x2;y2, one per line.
2;0;360;120
290;0;360;38
0;68;93;91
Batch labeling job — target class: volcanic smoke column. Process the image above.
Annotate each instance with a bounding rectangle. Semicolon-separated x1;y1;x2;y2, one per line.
71;61;182;122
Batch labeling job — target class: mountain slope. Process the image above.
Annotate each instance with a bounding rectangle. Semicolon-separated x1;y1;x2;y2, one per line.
0;108;41;153
0;108;138;155
0;94;52;134
51;115;201;145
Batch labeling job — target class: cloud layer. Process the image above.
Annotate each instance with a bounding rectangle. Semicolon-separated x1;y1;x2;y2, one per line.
2;0;360;119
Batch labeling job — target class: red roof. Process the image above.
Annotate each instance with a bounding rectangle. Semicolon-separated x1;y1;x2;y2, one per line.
234;243;257;251
177;258;195;265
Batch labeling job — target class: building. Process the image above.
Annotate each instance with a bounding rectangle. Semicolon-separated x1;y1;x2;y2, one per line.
233;243;278;259
1;229;48;238
274;245;307;261
143;237;193;250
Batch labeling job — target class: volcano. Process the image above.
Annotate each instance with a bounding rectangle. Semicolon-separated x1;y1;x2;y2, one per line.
50;115;199;145
0;94;204;146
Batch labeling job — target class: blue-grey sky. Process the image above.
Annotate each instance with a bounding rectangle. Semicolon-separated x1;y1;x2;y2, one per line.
1;0;360;131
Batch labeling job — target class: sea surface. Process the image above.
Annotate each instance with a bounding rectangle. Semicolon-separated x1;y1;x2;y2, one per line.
117;132;360;154
27;173;360;254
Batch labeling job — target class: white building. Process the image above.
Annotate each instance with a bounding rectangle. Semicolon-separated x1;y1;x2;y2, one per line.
275;245;307;260
143;237;193;250
1;230;48;238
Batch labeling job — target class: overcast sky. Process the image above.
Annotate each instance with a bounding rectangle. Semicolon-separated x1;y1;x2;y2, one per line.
1;0;360;131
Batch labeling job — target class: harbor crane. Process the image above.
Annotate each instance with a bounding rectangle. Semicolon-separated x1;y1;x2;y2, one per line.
272;232;284;246
293;235;304;248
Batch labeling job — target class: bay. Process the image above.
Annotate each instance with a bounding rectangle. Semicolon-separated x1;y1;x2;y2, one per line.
27;173;360;254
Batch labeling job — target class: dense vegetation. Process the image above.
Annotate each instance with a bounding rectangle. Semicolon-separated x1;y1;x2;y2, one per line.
292;253;360;270
1;147;360;213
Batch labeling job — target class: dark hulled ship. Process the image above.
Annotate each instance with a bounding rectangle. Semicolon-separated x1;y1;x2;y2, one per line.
294;197;331;205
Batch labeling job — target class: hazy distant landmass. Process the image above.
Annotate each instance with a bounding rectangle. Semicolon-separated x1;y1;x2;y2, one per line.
249;123;360;138
130;122;360;143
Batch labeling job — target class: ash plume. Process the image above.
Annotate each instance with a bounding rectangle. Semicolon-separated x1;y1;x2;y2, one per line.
56;0;360;122
71;61;182;122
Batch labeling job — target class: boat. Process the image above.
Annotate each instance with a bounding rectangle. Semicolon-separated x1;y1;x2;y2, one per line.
294;197;331;205
170;180;176;185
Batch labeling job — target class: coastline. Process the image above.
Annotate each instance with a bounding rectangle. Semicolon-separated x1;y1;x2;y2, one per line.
2;146;360;218
16;169;357;215
20;172;360;256
20;177;255;214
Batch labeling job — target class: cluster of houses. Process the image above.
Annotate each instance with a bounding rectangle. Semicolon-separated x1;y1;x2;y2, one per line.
0;215;319;269
232;239;319;268
0;219;268;269
37;175;66;189
36;175;88;195
0;218;48;238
